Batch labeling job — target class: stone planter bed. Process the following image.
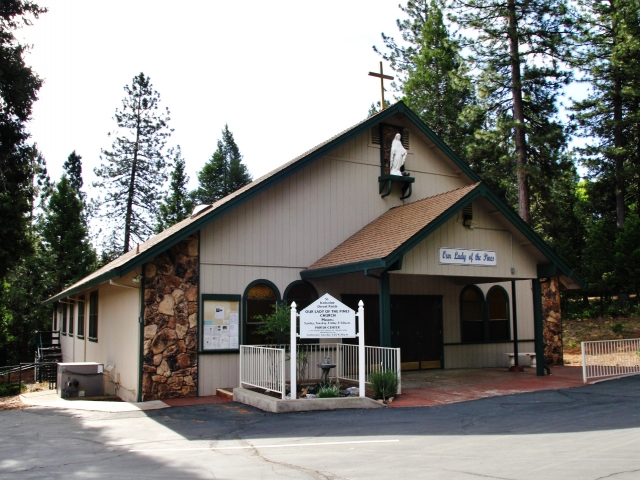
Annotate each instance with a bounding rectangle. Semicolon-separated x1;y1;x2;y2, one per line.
233;387;385;413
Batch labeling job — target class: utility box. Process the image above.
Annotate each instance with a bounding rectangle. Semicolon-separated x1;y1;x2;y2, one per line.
57;362;104;399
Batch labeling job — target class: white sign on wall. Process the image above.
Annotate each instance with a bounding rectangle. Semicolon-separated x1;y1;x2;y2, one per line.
300;294;356;338
439;247;497;266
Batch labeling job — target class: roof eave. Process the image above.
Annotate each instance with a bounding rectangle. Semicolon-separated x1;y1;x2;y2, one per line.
42;267;122;305
302;183;585;288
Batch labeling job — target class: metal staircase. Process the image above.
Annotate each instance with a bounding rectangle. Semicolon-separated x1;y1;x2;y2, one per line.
35;331;60;385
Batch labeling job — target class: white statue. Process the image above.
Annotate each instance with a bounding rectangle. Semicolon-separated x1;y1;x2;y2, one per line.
389;133;407;176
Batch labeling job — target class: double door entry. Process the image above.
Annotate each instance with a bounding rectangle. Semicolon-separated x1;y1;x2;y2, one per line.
341;294;443;371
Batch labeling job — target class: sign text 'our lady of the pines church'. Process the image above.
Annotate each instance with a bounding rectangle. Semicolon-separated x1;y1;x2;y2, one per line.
439;247;497;266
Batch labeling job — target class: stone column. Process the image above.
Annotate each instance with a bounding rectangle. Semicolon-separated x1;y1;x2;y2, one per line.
141;234;199;401
542;277;563;365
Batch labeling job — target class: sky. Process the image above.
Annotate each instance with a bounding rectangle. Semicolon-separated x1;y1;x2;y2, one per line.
18;1;403;193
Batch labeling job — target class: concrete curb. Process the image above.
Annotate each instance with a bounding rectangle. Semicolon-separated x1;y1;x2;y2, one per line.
233;387;385;413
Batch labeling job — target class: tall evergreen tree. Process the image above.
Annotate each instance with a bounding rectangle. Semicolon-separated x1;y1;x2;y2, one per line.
0;1;46;280
192;125;252;204
43;156;95;293
94;72;172;253
63;150;83;194
451;0;575;224
375;0;477;152
572;0;640;228
155;146;193;232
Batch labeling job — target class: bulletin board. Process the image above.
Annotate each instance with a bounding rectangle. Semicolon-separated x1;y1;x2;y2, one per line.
201;295;241;353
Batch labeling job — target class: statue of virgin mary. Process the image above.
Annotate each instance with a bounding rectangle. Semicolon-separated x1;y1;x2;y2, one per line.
389;133;407;176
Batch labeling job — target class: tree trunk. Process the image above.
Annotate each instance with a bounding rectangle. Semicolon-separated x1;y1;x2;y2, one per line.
611;9;625;229
123;98;142;254
507;0;530;225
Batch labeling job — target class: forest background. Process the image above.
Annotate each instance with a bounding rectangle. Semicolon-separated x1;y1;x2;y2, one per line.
1;0;640;366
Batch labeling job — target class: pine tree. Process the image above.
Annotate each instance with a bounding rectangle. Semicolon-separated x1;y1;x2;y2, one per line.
192;125;252;204
572;0;640;228
94;72;172;253
451;0;575;224
375;0;477;152
63;150;83;194
155;146;193;232
0;1;46;280
42;157;95;292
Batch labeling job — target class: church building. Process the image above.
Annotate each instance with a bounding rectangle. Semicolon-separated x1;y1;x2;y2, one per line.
45;101;582;402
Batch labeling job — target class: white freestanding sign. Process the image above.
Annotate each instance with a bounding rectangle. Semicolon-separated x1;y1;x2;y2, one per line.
300;294;356;338
290;294;365;399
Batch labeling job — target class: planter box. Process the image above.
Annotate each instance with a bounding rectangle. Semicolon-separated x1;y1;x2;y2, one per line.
233;387;385;413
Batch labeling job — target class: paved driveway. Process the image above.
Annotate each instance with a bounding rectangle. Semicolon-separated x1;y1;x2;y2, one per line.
1;376;639;479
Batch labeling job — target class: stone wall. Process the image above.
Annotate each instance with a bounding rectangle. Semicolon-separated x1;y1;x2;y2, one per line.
141;234;198;401
542;277;563;365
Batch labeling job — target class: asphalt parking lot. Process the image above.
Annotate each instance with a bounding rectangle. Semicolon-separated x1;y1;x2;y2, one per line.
1;376;640;479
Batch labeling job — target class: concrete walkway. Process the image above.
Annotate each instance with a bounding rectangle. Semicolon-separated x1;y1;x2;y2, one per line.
19;390;169;412
390;365;584;407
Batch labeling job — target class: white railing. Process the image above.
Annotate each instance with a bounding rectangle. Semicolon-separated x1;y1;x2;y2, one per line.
336;344;402;394
582;338;640;384
239;345;286;399
257;343;402;394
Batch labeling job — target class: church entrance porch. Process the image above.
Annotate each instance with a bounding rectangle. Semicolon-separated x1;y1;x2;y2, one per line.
341;294;443;371
387;366;583;408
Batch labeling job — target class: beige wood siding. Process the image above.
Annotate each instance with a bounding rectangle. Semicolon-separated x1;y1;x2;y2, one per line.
197;125;538;392
200;128;468;271
399;199;539;279
59;274;141;402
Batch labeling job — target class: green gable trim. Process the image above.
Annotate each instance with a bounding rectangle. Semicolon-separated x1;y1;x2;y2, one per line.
43;101;580;304
301;258;387;279
301;183;585;288
398;105;482;184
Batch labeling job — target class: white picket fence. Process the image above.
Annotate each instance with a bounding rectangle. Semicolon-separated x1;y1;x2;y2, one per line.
581;338;640;384
238;343;402;398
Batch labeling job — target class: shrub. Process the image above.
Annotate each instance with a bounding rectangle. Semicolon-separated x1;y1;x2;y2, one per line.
369;369;399;401
610;322;627;338
316;385;339;398
0;383;26;397
255;302;291;344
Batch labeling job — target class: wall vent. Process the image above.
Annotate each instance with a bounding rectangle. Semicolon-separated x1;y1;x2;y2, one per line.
461;203;474;228
371;127;381;145
401;129;410;149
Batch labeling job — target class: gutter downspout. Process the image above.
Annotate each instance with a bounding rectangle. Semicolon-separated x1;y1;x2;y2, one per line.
137;273;145;402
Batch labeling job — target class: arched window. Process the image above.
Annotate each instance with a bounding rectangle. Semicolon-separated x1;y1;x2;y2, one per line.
487;286;510;341
244;280;280;345
460;286;485;342
284;281;318;345
284;281;317;311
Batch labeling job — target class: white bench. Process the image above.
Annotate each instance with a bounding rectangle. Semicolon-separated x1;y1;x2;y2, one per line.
504;352;537;368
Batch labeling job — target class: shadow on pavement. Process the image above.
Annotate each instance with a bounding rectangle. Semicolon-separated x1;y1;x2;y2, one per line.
141;375;640;441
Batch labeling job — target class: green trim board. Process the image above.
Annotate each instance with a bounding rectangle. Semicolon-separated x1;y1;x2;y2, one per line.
200;294;241;353
43;101;486;306
532;278;545;376
302;183;585;288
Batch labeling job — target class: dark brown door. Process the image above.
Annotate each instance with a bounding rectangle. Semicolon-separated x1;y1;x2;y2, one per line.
340;294;442;369
392;295;443;370
340;295;380;346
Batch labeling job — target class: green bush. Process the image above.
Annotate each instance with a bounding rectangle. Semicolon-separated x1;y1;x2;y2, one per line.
0;382;25;397
369;369;399;401
610;322;627;338
316;385;340;398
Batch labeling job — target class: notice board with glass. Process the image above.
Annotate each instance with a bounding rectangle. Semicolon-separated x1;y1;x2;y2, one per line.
201;294;241;353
